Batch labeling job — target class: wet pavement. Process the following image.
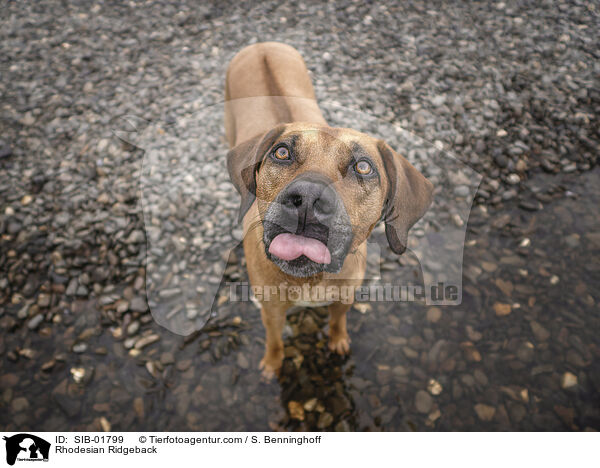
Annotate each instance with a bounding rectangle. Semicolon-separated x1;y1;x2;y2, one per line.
1;168;598;431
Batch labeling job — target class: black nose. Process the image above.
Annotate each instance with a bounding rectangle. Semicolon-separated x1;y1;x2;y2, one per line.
280;175;337;223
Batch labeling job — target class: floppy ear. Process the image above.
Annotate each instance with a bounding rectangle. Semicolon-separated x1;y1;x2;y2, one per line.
226;125;287;222
378;140;434;254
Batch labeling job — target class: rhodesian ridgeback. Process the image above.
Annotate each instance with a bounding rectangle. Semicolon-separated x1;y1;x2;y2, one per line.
225;42;433;377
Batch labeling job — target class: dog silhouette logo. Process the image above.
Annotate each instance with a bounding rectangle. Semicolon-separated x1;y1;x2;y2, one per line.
3;434;50;465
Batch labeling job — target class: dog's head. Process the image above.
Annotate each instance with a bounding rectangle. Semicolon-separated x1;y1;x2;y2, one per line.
227;123;433;277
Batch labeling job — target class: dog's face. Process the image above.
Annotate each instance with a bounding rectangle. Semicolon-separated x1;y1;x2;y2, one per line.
227;123;433;278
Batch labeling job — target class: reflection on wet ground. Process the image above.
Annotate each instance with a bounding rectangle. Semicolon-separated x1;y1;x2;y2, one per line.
1;169;598;431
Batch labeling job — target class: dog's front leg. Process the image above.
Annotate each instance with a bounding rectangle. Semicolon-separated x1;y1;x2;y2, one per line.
259;301;288;379
328;301;352;355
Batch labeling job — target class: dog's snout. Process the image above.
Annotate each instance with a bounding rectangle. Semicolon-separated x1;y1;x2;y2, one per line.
281;177;337;221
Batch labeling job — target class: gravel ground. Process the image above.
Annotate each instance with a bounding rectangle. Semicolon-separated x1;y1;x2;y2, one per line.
1;0;599;431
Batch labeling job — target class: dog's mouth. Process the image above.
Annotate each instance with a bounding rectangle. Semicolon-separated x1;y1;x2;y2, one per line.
268;233;331;264
263;220;351;277
263;221;331;265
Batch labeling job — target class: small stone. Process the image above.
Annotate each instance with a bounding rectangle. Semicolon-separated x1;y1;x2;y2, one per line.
135;334;160;349
232;316;242;326
72;343;87;353
134;397;145;420
427;379;443;395
507;173;521;185
564;234;580;248
431;94;446;106
502;189;518;201
125;230;145;244
549;275;560;285
299;315;319;335
130;297;147;312
21;113;35;126
288;401;305;421
317;412;333;429
428;409;442;423
0;374;19;387
426;307;442;323
454;185;470;197
463;345;482;362
27;314;44;330
474;404;496;421
494;153;509;168
304;398;318;412
116;300;129;314
334;420;351;431
99;416;111;432
175;359;191;372
41;360;56;371
11;397;29;412
70;367;86;383
495;279;514;297
160;352;175;365
530;321;550;341
519;238;531;248
515;159;528;172
354;303;371;314
145;361;158;378
415;390;433;413
37;293;51;308
451;213;464;227
19;348;35;359
66;278;78;296
97;192;110;204
392;365;409;376
561;372;578;389
387;336;407;346
57;392;83;417
17;302;30;319
566;349;586;367
126;321;140;335
236;353;249;369
493;302;512;316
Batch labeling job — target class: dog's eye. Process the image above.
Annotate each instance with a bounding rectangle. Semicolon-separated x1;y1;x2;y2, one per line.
273;146;290;160
354;160;373;175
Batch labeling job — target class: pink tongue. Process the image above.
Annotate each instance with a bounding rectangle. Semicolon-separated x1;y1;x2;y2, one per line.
268;233;331;264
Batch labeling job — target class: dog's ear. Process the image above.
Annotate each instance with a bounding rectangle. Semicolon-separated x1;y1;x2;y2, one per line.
226;125;287;222
378;140;434;254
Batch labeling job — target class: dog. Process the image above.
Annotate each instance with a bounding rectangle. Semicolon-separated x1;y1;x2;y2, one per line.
224;42;433;378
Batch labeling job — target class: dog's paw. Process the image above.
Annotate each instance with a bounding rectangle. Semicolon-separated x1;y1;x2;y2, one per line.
259;354;282;380
328;333;351;355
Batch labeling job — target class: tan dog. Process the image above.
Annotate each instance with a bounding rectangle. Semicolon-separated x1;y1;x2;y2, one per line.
225;42;433;378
